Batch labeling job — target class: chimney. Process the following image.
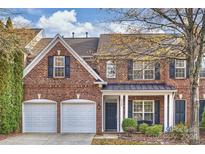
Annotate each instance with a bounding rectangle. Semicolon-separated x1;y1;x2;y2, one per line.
72;32;75;38
85;32;88;38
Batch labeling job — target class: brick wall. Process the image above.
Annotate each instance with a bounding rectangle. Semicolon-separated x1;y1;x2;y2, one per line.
24;42;102;134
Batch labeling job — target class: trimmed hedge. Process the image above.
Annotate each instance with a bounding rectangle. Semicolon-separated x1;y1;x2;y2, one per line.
122;118;137;132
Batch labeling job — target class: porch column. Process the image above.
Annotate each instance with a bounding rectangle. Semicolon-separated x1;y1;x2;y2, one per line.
169;93;174;128
125;95;128;118
164;94;168;132
120;95;124;132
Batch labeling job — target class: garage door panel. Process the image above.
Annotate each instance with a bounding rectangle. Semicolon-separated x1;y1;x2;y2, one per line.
23;103;57;133
61;103;96;133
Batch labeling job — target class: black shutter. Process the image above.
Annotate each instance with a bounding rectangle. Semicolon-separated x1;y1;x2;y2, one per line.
175;100;185;124
128;59;133;80
154;100;160;124
48;56;53;78
65;56;70;78
199;100;205;123
155;62;160;80
128;100;133;118
186;60;189;78
169;59;175;79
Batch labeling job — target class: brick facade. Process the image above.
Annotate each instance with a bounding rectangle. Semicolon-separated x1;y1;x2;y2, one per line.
23;42;102;133
23;38;205;133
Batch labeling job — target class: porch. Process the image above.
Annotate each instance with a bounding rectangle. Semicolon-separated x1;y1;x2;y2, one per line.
101;83;177;132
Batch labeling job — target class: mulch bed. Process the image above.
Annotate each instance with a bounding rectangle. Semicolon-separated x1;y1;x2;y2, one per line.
0;132;20;141
118;133;189;145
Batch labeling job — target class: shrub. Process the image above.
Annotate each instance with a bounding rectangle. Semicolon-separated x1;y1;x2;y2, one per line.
139;123;149;134
169;123;189;140
201;107;205;130
122;118;137;136
145;125;163;137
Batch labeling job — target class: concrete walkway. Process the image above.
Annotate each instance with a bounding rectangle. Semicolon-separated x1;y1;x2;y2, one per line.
0;133;94;145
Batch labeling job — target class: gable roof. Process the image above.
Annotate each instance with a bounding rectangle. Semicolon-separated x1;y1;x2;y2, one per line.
26;37;99;65
23;34;104;83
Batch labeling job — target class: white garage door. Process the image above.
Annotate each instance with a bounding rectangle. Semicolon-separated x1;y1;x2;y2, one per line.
23;102;57;133
61;101;96;133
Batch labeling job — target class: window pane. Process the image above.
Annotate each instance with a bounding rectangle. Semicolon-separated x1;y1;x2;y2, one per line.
133;113;143;121
200;57;205;77
144;113;153;121
133;70;143;79
144;62;154;69
55;57;64;66
107;63;116;78
144;70;154;79
176;60;185;67
144;101;153;112
133;62;143;69
55;67;64;77
134;102;143;112
176;68;185;78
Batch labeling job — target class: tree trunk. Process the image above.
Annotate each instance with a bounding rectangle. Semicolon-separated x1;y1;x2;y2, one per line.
190;77;200;144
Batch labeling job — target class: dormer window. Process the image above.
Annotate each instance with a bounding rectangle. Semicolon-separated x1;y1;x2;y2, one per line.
54;56;65;78
106;60;116;79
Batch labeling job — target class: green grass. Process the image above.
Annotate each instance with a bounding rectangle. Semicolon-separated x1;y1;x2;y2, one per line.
92;139;145;145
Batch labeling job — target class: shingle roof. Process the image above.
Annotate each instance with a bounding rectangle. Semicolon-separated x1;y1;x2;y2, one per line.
27;37;99;65
15;28;42;46
102;83;176;91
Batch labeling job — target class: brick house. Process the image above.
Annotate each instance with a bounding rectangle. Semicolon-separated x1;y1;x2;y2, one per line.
22;30;205;134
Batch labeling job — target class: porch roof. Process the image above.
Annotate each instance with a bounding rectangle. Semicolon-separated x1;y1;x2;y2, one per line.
102;83;176;91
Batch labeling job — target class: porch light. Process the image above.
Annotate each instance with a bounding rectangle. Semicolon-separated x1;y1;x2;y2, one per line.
76;93;80;99
203;94;205;99
179;94;183;99
37;94;41;99
97;104;101;110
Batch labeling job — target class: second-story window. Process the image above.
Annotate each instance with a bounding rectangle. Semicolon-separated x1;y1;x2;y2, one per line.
106;60;116;78
200;57;205;77
133;61;155;80
175;59;186;78
54;56;65;78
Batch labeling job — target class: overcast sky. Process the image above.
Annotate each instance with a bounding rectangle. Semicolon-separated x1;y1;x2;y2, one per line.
4;8;129;37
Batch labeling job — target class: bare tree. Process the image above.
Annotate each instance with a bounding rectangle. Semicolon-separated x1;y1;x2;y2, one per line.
105;8;205;144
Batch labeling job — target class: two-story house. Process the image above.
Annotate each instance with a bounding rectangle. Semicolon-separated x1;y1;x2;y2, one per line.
22;31;205;134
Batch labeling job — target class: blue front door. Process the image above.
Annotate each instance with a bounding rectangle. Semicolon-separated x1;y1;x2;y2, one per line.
105;103;117;131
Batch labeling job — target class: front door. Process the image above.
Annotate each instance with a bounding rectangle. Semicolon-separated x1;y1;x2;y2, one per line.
105;103;117;131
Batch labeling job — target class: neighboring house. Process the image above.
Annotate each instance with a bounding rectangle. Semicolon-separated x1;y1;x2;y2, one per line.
22;31;205;134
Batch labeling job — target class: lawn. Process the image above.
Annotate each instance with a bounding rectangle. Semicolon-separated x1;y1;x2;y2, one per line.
92;138;146;145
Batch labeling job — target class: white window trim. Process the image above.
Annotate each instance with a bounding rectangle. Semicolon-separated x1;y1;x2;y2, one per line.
133;61;155;80
53;56;65;78
200;57;205;78
106;61;116;79
175;59;186;79
132;100;155;123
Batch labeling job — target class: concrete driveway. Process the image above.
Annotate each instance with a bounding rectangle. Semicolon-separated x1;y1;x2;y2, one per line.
0;133;94;145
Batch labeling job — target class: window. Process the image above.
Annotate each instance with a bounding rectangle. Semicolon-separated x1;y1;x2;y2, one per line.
106;61;116;78
133;100;154;123
133;61;155;80
175;60;186;78
54;56;65;78
200;57;205;77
